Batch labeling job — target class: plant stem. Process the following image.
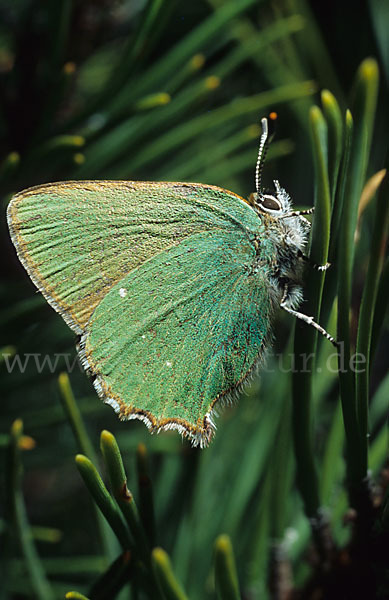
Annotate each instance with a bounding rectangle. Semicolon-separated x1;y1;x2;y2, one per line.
7;420;54;600
337;58;379;508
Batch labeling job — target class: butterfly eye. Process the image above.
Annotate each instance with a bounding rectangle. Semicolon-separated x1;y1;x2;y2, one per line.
259;195;281;212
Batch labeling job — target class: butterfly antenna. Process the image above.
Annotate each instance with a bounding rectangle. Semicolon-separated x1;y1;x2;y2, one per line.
255;112;277;194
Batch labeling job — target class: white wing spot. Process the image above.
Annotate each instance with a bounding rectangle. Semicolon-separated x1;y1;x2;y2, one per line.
166;361;172;367
119;288;127;298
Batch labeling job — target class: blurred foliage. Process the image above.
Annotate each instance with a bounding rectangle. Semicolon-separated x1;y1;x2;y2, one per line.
1;1;389;599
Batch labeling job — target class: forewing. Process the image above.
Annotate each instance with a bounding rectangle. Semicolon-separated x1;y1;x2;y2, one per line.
7;180;260;333
81;230;273;447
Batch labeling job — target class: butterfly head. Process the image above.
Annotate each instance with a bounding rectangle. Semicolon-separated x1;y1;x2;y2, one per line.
250;179;292;219
249;113;292;218
251;114;280;211
250;114;313;231
249;114;313;249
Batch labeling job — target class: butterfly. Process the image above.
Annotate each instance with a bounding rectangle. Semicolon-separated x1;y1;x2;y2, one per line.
7;113;335;447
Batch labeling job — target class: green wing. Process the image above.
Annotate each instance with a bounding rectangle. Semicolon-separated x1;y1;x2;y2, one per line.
80;231;273;447
7;180;261;334
8;179;272;446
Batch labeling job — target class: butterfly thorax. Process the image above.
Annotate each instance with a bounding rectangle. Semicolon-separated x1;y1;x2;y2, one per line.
250;182;309;311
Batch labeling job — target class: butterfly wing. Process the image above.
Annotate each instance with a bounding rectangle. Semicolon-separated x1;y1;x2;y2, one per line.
8;180;273;445
80;230;274;446
7;180;261;334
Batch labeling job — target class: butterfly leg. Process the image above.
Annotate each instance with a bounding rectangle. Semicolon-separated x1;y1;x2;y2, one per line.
278;203;315;220
297;249;331;272
280;284;338;346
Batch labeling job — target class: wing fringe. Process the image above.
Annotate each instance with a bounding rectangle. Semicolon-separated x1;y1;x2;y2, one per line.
77;329;273;448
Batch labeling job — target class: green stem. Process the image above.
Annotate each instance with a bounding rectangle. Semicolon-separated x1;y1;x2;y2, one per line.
75;454;132;551
118;81;316;175
100;431;150;563
97;0;166;105
7;420;54;600
152;547;189;600
337;58;379;508
329;109;353;261
355;168;389;474
58;373;96;461
292;106;331;521
319;109;353;340
214;535;241;600
321;89;343;199
370;257;389;362
58;374;117;559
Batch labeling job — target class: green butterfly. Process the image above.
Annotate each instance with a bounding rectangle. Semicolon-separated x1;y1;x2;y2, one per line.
7;115;335;447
